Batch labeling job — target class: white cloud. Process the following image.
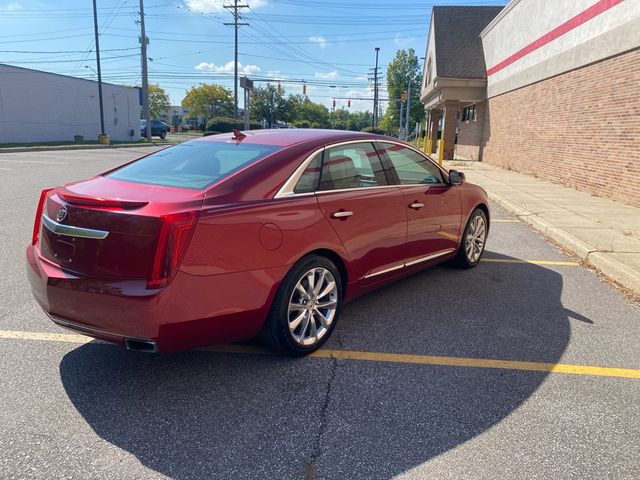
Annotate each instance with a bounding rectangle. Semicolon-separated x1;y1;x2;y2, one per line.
394;33;415;47
309;35;328;49
266;70;285;79
315;70;338;80
185;0;266;13
195;61;261;74
0;1;22;10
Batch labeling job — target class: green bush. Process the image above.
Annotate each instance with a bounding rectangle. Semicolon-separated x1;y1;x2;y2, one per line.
206;117;243;133
206;117;263;132
360;127;385;135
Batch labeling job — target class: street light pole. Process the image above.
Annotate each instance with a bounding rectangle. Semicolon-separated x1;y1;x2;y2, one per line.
92;0;106;140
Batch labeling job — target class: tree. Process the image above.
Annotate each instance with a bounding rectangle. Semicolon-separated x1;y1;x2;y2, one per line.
380;48;424;136
349;111;374;132
250;84;293;128
290;96;330;128
182;83;234;122
148;84;171;119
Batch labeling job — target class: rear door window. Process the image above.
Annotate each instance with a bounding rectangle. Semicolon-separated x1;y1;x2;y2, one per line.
318;142;388;191
376;142;444;185
107;141;280;189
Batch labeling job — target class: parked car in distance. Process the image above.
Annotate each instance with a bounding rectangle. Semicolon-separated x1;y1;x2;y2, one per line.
26;129;490;356
140;119;170;139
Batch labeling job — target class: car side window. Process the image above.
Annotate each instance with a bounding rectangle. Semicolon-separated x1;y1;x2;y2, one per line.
293;152;322;194
378;143;443;185
318;143;387;191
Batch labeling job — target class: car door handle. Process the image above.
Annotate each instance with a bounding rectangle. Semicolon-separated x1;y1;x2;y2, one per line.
409;202;425;209
331;210;354;218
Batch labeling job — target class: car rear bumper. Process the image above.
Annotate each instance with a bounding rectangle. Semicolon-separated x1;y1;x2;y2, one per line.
26;245;286;352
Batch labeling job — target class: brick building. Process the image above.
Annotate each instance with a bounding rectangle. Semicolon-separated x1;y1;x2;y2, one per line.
420;0;640;207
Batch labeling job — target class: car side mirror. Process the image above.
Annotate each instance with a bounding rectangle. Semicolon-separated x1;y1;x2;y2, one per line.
449;170;465;185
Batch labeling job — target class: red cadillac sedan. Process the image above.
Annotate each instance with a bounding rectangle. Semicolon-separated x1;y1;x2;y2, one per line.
26;129;489;355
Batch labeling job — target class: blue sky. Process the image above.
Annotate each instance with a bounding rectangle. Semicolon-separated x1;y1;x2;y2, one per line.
0;0;507;113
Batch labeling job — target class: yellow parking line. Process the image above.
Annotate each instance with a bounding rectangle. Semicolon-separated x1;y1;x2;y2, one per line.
492;219;519;223
0;329;92;344
1;329;638;379
482;258;579;266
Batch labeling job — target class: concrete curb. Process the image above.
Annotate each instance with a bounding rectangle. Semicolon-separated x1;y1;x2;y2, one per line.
0;143;168;154
486;190;639;294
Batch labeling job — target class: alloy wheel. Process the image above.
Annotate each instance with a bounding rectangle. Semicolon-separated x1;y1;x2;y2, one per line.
465;215;486;263
287;267;338;346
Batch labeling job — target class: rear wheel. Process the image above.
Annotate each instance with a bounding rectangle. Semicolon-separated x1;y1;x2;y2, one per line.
262;255;342;356
160;131;166;139
455;208;488;268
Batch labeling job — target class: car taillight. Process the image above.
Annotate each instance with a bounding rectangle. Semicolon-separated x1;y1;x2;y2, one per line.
32;188;54;246
147;211;198;289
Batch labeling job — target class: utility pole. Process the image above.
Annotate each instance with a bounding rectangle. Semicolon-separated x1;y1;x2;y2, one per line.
372;47;380;129
224;0;249;118
405;83;411;141
139;0;151;140
92;0;106;142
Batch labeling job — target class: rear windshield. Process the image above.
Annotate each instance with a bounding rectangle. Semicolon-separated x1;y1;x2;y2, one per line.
107;141;281;189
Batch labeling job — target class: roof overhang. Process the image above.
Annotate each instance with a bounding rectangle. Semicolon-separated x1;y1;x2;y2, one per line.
420;76;487;108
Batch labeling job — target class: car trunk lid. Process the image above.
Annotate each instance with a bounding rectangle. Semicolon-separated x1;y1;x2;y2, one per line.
38;176;204;279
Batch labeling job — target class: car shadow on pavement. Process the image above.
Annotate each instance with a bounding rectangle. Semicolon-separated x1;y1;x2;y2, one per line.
59;252;584;479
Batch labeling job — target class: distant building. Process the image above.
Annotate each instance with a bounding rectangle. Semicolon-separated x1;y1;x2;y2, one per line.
421;0;640;207
159;105;190;126
0;64;140;143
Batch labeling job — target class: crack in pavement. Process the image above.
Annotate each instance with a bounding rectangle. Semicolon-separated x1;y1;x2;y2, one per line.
302;343;341;480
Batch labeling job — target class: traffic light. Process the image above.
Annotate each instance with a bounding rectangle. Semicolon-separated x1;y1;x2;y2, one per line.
348;99;351;108
332;98;336;108
302;84;307;95
277;82;282;94
401;91;407;102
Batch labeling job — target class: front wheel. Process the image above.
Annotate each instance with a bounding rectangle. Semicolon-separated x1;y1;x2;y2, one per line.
160;131;166;139
262;255;342;356
455;208;488;268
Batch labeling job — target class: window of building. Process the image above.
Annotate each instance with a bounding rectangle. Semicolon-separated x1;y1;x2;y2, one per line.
462;104;477;122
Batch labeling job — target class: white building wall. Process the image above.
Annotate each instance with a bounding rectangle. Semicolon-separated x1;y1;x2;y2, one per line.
0;64;140;143
481;0;640;97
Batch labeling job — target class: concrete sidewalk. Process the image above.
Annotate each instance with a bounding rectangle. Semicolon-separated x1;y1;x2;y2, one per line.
448;162;640;293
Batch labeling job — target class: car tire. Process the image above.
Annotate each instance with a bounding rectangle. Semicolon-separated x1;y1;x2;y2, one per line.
455;208;488;269
262;255;342;356
160;131;166;140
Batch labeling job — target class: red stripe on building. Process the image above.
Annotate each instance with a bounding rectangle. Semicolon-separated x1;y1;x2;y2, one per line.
486;0;625;76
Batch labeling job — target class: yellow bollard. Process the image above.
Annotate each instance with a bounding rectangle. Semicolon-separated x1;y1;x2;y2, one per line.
425;138;431;155
438;139;444;165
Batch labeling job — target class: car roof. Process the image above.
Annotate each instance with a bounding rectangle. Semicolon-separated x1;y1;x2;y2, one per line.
193;128;388;147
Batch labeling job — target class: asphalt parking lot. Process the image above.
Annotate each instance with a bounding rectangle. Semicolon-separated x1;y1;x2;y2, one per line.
1;148;639;479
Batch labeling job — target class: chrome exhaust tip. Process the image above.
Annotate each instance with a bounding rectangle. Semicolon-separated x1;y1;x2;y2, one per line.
124;338;158;353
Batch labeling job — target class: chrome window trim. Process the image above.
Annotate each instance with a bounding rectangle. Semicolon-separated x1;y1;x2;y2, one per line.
42;214;110;239
315;184;400;195
273;138;450;199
